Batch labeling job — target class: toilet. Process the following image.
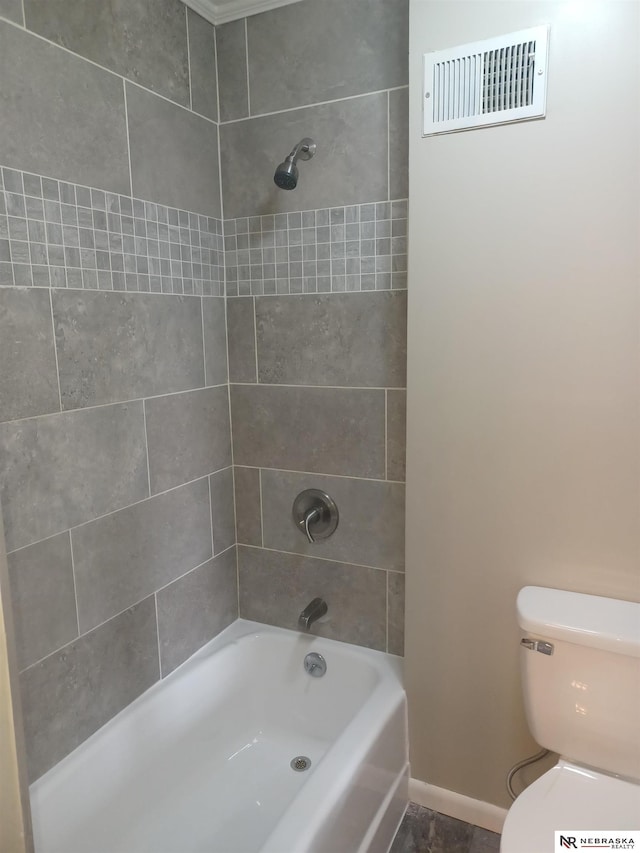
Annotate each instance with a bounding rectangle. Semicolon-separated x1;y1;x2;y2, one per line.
500;586;640;853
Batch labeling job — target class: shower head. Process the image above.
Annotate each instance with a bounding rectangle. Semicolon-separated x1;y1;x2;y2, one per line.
274;138;316;190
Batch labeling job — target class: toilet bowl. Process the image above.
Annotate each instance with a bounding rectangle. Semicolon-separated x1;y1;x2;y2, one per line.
501;760;640;853
500;587;640;853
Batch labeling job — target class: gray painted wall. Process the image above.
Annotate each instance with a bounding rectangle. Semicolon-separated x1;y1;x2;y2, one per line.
0;0;409;784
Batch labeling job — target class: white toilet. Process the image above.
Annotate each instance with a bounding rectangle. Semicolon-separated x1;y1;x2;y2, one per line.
500;586;640;853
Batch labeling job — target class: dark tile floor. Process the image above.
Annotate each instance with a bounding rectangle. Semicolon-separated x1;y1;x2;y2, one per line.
390;802;501;853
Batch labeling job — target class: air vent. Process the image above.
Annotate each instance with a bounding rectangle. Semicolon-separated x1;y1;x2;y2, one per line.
423;26;549;136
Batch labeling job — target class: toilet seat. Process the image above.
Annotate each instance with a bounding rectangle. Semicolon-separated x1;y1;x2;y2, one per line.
500;759;640;853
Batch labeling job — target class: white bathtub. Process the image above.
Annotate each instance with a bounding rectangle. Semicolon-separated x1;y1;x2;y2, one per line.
29;619;409;853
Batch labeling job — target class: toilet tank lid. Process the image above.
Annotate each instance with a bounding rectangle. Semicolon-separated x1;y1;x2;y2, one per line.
517;586;640;657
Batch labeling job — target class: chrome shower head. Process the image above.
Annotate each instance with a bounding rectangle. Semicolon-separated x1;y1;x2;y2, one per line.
274;138;316;190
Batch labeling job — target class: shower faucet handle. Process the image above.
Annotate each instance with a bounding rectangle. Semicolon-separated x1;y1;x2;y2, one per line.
303;506;321;543
292;489;339;543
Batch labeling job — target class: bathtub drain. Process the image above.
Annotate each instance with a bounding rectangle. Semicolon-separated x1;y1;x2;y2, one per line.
290;756;311;772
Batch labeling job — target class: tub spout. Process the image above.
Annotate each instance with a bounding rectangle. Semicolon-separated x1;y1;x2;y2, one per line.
298;598;328;631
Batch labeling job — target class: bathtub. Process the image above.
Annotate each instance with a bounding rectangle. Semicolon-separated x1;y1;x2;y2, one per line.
29;619;409;853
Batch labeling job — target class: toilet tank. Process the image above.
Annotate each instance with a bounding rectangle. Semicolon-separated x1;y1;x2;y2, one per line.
517;586;640;780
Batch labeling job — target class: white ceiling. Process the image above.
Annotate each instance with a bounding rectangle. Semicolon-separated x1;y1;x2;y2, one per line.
183;0;304;26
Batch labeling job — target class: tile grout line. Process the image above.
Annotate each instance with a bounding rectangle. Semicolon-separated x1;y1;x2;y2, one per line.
154;592;163;679
68;530;81;637
142;399;152;497
200;296;209;386
208;473;216;559
237;541;403;576
385;388;388;480
385;570;389;654
387;90;391;203
211;463;405;490
244;17;251;116
252;295;259;381
47;287;63;412
185;6;193;113
213;26;221;125
258;468;264;548
219;84;410;126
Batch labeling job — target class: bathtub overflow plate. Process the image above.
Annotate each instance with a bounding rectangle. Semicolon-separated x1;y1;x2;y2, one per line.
290;755;311;772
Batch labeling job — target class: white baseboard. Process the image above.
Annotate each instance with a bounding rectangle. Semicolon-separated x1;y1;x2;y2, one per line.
409;777;508;834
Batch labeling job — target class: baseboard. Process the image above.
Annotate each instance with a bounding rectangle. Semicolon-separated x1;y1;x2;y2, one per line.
409;777;508;834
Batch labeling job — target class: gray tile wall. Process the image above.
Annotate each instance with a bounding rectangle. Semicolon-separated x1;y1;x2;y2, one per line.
0;279;237;779
219;0;408;655
1;0;409;784
0;0;237;783
0;4;221;213
0;167;223;294
224;200;407;296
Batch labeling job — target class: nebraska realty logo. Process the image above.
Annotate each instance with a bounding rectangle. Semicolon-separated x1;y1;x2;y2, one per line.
555;832;639;851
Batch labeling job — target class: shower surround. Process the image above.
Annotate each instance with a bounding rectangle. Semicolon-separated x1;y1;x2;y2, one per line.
0;0;408;784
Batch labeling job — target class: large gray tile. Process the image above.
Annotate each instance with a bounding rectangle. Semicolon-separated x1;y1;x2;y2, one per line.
127;82;221;217
247;0;409;115
7;533;77;671
220;93;388;218
387;571;405;656
261;470;405;570
389;88;409;201
0;402;148;552
20;596;159;782
216;19;248;122
387;389;407;481
53;290;205;409
389;804;475;853
187;8;218;121
203;296;228;386
0;287;59;424
256;292;407;387
234;467;262;546
230;384;385;478
0;24;129;194
210;467;236;554
72;478;213;632
0;0;22;24
227;297;257;383
145;387;231;494
24;0;189;106
238;546;386;650
469;826;501;853
157;548;237;676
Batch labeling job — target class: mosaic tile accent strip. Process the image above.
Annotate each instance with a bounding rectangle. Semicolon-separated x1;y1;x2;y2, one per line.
0;166;223;296
224;200;408;296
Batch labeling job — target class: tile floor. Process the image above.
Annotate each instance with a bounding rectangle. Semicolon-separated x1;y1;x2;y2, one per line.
390;802;501;853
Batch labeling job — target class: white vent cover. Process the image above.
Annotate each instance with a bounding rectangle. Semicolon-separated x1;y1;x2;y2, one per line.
423;26;549;136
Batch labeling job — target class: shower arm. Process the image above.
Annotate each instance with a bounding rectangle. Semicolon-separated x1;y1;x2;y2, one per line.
287;138;316;163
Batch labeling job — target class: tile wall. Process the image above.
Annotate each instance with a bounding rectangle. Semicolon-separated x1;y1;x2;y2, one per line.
224;200;407;296
0;0;410;784
0;0;236;783
218;0;409;654
0;168;223;294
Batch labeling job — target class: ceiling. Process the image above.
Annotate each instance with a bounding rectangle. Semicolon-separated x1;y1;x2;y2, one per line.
182;0;304;25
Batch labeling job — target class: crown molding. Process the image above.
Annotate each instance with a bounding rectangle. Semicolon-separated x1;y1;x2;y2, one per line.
182;0;303;25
